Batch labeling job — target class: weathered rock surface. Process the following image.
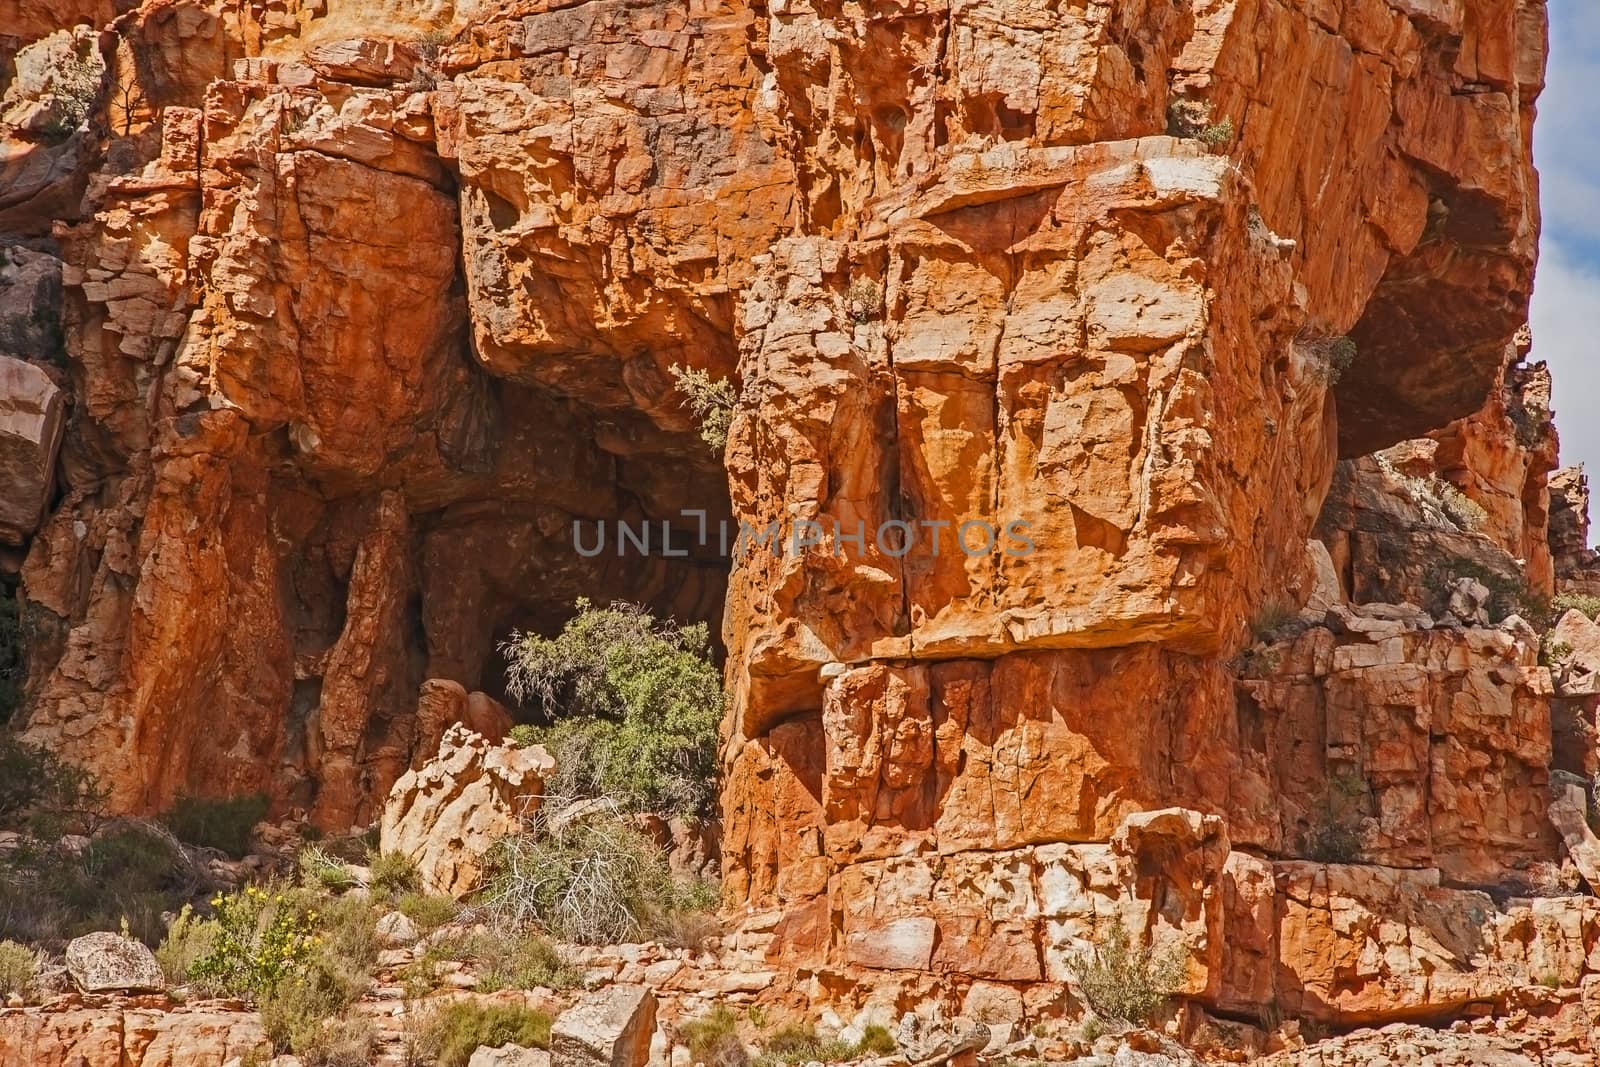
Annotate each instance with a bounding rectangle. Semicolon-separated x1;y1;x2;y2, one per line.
0;0;1581;1056
0;354;64;545
471;1045;552;1067
551;985;657;1067
380;723;554;898
64;933;165;994
1236;616;1559;882
0;1004;266;1067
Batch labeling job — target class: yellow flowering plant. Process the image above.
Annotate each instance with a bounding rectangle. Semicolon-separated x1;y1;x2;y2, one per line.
189;885;321;996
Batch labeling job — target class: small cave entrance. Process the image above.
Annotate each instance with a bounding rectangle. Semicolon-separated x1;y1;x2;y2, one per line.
414;380;734;726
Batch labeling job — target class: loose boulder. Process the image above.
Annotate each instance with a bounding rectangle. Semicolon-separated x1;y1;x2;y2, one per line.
64;932;165;994
470;1045;552;1067
551;984;656;1067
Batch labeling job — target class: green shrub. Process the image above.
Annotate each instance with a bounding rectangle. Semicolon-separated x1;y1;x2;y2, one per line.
189;885;321;997
507;723;539;749
294;1014;375;1067
1198;117;1234;147
855;1025;896;1057
1426;557;1543;626
1;818;198;945
40;822;198;944
680;1006;749;1067
399;927;576;998
0;736;102;835
1553;593;1600;621
157;904;222;988
500;599;723;817
162;793;269;858
1297;332;1358;387
1248;598;1298;643
367;850;421;897
300;847;357;893
0;939;40;1001
473;927;578;992
40;43;102;139
1301;770;1368;863
1066;919;1186;1025
668;364;737;450
758;1024;855;1067
414;1001;553;1067
397;892;457;932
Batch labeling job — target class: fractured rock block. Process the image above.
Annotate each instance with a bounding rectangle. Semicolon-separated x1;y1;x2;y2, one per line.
551;985;657;1067
0;355;64;545
380;724;555;898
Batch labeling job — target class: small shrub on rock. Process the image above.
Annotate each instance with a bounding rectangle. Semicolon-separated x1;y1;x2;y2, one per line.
758;1023;856;1067
1553;593;1600;621
1066;918;1186;1025
396;892;457;932
0;939;41;1001
300;846;358;893
156;904;221;988
294;1014;376;1067
0;736;102;835
481;801;687;945
680;1006;749;1067
668;364;737;450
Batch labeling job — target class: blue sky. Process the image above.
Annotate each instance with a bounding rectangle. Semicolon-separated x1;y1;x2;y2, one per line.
1534;0;1600;516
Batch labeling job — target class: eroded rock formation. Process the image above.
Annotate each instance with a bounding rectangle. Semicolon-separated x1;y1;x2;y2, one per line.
1;0;1590;1055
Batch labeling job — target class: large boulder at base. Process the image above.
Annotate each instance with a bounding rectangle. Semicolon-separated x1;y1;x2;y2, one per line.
64;932;165;993
380;723;555;898
550;985;657;1067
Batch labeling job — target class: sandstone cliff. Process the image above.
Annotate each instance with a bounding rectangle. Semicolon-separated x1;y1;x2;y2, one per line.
3;0;1595;1061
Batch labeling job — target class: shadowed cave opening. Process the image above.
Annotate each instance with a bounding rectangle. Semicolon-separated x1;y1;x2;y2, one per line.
413;378;734;725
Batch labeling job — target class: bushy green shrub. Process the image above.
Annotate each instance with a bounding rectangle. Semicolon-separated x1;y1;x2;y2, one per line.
396;892;457;932
680;1006;748;1067
501;599;723;817
189;885;321;997
41;43;102;139
157;904;221;987
367;850;421;897
1066;919;1186;1025
2;817;198;945
0;939;40;1001
414;1001;553;1067
162;792;269;857
292;1014;375;1067
0;736;102;835
1553;593;1600;621
758;1024;856;1066
668;364;737;450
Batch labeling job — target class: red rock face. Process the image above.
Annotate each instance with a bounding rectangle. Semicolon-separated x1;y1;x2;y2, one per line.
0;0;1571;1029
718;0;1548;996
